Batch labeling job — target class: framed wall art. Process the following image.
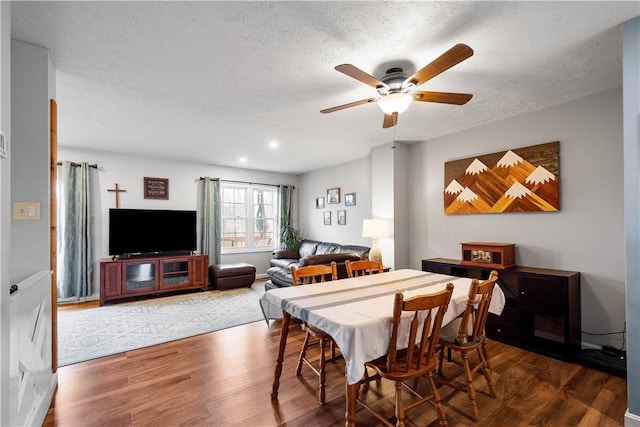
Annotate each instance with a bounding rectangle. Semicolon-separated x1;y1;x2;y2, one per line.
316;197;325;209
327;187;340;204
444;141;559;215
323;211;331;225
344;192;356;206
144;177;169;200
337;210;346;225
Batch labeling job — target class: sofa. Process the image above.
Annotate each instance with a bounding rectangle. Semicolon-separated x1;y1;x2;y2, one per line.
265;239;370;290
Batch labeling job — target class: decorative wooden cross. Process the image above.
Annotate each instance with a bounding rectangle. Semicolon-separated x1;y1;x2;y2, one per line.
107;183;126;208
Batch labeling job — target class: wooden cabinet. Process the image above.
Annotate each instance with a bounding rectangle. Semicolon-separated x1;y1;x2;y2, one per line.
422;258;581;361
100;254;208;305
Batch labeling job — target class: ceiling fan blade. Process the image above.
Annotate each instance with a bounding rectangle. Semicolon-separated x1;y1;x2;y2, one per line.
413;91;473;105
320;97;378;114
406;44;474;87
382;112;398;128
335;64;389;89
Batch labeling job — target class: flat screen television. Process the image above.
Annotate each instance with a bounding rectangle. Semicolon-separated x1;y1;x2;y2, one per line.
109;208;197;257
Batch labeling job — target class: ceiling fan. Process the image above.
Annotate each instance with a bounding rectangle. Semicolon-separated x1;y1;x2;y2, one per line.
320;44;474;128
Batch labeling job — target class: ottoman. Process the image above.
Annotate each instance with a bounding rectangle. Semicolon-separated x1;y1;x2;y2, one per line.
209;263;256;290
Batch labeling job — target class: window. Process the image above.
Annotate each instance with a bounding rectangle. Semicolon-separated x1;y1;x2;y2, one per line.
221;184;277;251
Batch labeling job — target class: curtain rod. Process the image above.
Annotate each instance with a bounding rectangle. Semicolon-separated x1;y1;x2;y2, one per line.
56;161;98;169
199;177;294;189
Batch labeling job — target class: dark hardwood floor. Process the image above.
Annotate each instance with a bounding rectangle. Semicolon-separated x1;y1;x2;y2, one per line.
46;310;627;426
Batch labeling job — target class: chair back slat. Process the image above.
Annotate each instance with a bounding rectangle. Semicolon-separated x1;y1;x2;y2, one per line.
419;309;435;368
345;259;384;278
456;270;498;344
412;309;432;371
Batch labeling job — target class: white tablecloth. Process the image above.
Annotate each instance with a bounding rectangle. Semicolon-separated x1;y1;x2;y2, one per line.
261;269;505;384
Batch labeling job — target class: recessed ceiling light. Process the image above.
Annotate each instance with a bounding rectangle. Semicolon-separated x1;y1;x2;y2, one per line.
269;141;279;149
239;157;247;163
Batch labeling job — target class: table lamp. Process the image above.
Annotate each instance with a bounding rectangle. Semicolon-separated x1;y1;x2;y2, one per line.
362;219;390;262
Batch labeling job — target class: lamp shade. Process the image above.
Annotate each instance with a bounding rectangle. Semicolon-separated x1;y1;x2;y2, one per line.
378;93;413;115
362;219;390;238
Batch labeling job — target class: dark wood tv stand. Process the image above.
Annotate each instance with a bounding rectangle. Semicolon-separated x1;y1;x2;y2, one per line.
422;258;581;361
100;253;208;305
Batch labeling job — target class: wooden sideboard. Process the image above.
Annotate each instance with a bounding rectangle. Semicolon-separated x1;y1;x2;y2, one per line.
422;258;581;361
100;253;208;305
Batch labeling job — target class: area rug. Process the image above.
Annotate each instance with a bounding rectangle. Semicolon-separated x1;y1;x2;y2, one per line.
57;283;265;367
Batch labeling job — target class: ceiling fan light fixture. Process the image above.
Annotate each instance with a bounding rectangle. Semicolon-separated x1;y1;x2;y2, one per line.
378;92;413;115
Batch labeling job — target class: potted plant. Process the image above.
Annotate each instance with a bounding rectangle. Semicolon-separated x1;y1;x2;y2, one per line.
279;215;302;252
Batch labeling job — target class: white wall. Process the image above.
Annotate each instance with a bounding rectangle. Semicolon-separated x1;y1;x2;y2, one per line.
10;40;53;283
409;88;625;349
623;16;640;422
392;142;410;269
57;147;300;296
371;142;396;268
299;156;372;248
371;141;411;269
0;3;10;424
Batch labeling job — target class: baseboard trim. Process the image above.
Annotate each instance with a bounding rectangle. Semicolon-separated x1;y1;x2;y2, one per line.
625;409;640;426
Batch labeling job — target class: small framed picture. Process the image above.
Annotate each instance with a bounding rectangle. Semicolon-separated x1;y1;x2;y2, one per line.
144;177;169;200
344;192;356;207
327;187;340;204
323;211;331;225
337;210;346;225
316;197;325;209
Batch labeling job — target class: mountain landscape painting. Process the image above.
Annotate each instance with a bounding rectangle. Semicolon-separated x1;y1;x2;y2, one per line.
444;141;559;215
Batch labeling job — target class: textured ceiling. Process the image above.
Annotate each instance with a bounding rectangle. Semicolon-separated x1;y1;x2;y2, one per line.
10;1;640;174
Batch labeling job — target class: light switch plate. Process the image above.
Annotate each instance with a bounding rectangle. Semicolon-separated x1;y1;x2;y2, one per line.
13;202;41;220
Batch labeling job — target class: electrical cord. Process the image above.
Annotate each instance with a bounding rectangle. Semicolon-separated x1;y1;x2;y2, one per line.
528;313;627;351
582;322;626;352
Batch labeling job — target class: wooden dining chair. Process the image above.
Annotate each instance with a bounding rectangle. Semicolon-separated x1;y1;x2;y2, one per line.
290;262;339;404
435;270;499;421
345;259;384;277
355;283;454;427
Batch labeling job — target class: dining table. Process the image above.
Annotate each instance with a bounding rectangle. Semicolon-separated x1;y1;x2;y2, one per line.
260;268;505;426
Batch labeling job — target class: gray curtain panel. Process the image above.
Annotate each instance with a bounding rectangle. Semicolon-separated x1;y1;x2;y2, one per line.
57;161;93;299
279;184;294;237
202;177;221;265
